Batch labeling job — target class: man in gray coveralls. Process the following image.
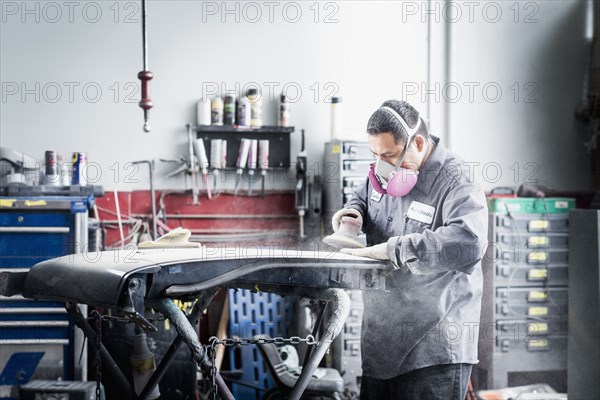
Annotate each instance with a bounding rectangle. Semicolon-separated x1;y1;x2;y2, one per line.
336;100;488;399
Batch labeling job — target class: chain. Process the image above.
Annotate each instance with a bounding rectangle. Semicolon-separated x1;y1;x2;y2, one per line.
91;310;102;400
208;338;218;400
205;335;317;399
208;335;317;348
88;313;166;324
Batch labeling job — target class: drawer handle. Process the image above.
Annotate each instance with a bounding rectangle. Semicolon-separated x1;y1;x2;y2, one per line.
0;307;67;314
0;339;69;345
0;321;69;327
0;227;70;233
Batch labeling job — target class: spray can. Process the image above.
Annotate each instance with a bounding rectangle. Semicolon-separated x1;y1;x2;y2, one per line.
279;93;291;127
44;150;59;185
247;88;263;128
130;332;160;399
237;95;251;127
211;96;224;126
196;98;211;126
330;96;342;140
72;152;87;186
59;155;71;186
45;150;58;176
224;92;236;125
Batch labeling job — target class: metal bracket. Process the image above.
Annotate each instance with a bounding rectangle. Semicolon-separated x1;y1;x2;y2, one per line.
121;278;157;332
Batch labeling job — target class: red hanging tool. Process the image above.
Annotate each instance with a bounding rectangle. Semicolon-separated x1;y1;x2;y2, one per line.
138;0;153;132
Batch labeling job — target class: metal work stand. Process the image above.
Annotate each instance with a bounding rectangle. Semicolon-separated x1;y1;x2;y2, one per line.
67;287;349;400
66;288;224;400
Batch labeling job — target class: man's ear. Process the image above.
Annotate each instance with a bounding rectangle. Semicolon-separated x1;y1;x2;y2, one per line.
414;135;426;152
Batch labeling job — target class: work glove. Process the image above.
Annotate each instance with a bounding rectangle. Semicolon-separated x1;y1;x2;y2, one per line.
340;242;389;260
331;208;363;232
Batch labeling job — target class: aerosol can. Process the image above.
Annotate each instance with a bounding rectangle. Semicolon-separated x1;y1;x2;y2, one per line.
130;331;160;399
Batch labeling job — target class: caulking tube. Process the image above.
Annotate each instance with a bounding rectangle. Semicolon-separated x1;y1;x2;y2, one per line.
221;139;227;169
210;139;222;195
258;140;269;197
234;138;251;196
247;140;258;195
193;138;212;199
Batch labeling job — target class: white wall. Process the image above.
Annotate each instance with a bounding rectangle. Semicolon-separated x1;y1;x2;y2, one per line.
444;0;591;192
1;1;591;192
1;0;428;190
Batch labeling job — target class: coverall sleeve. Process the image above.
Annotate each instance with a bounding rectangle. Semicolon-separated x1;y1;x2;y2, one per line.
387;182;488;275
344;178;369;218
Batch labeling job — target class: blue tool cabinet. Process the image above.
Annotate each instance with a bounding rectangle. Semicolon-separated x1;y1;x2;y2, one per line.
0;196;92;400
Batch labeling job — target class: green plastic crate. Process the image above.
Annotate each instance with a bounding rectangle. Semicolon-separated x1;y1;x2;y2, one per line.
487;197;576;214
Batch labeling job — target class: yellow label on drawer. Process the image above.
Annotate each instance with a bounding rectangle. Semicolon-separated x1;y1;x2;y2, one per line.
23;200;47;207
528;306;549;316
528;322;548;334
528;252;548;262
528;269;548;279
331;144;341;154
528;291;548;301
528;236;548;246
0;199;16;207
529;220;549;230
528;339;549;348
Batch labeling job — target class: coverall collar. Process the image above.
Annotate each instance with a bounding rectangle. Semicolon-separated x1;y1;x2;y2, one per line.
415;135;445;196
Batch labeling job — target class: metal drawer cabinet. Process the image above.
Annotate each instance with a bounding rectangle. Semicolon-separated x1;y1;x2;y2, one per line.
0;196;91;400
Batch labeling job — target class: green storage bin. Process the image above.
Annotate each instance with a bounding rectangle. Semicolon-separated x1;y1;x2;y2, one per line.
487;198;575;214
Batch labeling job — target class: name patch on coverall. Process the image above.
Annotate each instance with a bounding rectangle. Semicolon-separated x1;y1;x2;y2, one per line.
371;191;383;202
407;201;435;224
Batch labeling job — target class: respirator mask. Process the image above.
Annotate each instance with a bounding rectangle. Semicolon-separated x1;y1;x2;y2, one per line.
368;106;423;197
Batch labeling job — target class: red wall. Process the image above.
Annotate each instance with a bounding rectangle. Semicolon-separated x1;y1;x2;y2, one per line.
94;191;300;248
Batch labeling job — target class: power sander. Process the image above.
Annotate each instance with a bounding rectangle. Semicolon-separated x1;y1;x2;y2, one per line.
322;215;365;249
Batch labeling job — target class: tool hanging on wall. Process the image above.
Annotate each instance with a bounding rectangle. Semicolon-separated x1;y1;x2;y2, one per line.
131;159;158;240
186;125;199;204
219;140;227;196
296;129;309;238
160;125;202;205
295;130;309;238
193;139;212;199
258;140;269;197
234;139;251;196
247;140;258;195
161;156;190;178
138;0;153;133
210;139;225;196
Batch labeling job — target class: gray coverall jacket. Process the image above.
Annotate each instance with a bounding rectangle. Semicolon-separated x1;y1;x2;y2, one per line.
345;136;488;379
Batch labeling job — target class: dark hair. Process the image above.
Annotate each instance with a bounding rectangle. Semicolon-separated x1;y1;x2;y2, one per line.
366;100;428;144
